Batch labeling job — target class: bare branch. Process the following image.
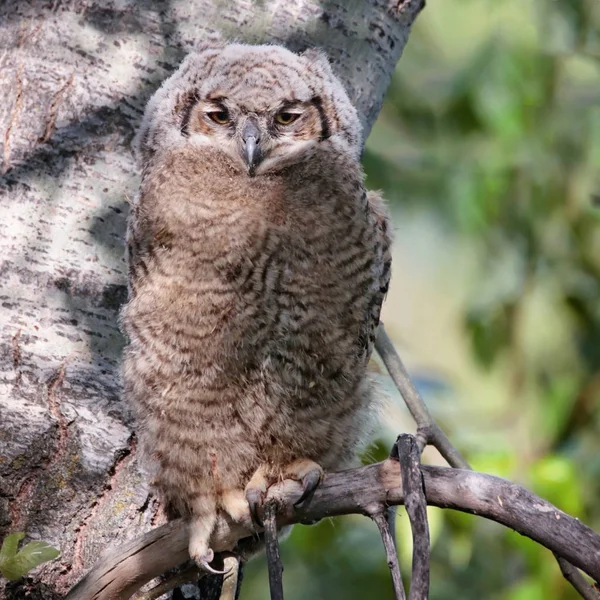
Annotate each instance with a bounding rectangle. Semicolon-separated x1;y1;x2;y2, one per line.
220;556;243;600
372;512;406;600
385;506;398;554
66;461;600;600
264;501;285;600
555;555;600;600
395;435;430;600
378;325;597;599
375;324;471;469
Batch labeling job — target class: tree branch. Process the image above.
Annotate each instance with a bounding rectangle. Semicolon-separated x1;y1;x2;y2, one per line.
375;324;471;469
372;512;406;600
66;460;600;600
264;501;285;600
395;435;430;600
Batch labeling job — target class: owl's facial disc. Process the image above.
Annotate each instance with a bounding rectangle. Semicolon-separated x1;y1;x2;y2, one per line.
186;96;326;176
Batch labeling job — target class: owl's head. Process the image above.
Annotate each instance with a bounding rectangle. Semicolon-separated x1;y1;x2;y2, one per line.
136;43;362;176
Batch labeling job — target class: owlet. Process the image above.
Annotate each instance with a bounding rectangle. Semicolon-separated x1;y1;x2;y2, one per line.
121;42;392;571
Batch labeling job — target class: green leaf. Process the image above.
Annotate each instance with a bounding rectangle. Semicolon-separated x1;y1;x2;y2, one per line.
0;537;60;581
0;532;24;565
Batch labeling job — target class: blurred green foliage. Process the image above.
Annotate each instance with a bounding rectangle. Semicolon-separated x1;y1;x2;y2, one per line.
0;533;60;581
241;1;600;598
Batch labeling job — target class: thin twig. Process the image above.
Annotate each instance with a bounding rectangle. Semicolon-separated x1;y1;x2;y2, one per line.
555;555;600;600
234;560;245;600
372;511;406;600
396;435;430;600
220;556;242;600
375;324;471;469
385;506;398;552
264;501;284;600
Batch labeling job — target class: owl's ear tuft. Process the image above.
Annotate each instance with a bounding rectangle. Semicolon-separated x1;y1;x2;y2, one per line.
301;48;334;75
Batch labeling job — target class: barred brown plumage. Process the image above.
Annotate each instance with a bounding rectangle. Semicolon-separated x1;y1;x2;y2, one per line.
121;42;392;572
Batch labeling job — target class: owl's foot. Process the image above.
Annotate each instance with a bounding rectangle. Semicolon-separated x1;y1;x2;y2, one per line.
291;459;323;507
189;509;231;575
244;459;324;527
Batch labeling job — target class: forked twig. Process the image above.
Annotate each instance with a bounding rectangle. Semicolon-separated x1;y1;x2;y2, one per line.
377;324;600;600
264;501;284;600
395;434;430;600
372;511;406;600
375;324;470;469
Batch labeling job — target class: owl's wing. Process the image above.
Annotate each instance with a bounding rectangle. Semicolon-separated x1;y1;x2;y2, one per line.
362;190;393;362
125;194;171;299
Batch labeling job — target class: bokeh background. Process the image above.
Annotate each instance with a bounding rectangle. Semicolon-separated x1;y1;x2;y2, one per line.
240;0;600;598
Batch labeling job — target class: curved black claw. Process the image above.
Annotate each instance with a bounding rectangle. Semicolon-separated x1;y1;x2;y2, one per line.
246;488;264;528
294;468;322;507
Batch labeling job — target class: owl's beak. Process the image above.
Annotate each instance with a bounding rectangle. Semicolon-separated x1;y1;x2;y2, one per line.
242;120;262;175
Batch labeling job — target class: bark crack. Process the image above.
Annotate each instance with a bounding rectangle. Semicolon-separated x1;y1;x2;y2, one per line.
46;360;70;469
8;360;71;531
8;476;37;530
16;20;44;47
70;435;137;575
2;64;24;175
38;71;75;144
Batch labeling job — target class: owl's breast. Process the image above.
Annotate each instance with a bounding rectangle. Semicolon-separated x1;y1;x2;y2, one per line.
127;148;375;381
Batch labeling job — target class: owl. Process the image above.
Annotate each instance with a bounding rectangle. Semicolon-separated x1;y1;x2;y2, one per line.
121;42;392;572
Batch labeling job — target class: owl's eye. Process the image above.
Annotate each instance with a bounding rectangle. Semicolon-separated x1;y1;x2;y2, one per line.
275;112;300;125
208;110;230;124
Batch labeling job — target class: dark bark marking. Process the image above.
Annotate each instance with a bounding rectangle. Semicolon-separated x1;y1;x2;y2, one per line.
11;328;22;385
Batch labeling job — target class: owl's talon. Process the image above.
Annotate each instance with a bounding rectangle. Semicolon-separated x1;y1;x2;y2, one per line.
246;488;264;528
194;548;232;575
294;467;322;507
199;559;231;575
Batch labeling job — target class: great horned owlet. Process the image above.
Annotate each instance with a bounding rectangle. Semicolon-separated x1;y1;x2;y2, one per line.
121;42;392;571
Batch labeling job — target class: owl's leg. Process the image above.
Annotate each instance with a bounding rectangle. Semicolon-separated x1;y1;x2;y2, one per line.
189;496;229;575
220;488;252;526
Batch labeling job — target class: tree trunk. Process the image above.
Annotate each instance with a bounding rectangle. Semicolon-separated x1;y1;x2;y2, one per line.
0;1;423;597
